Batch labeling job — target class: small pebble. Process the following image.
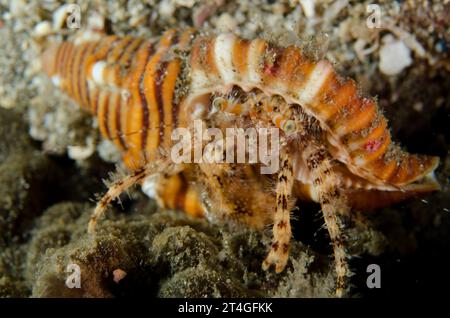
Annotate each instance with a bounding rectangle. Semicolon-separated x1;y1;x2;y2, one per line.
299;0;315;19
33;21;52;37
379;35;413;76
67;137;95;160
159;0;176;18
9;0;27;17
216;13;237;32
112;269;127;284
174;0;196;8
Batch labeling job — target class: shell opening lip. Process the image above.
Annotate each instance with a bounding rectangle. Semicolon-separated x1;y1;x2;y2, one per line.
400;156;441;191
398;170;441;193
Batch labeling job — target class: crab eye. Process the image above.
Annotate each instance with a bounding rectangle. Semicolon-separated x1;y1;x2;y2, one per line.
282;120;296;133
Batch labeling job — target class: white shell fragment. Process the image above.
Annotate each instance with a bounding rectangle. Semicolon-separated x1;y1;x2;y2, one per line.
52;4;71;30
379;36;413;76
159;0;176;18
299;0;315;19
33;21;53;37
67;137;95;160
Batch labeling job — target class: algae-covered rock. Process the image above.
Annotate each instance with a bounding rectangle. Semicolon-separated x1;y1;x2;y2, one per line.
0;109;31;160
0;152;62;245
151;226;220;273
25;200;331;298
158;265;248;298
0;275;29;298
0;109;64;246
0;246;29;297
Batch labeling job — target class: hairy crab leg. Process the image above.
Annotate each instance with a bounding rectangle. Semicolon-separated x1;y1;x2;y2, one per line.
88;159;183;234
303;143;351;297
262;145;295;273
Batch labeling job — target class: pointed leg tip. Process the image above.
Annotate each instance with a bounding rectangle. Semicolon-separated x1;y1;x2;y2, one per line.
87;220;96;235
275;263;285;273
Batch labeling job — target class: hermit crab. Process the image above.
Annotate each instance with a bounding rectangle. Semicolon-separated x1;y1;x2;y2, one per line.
41;28;440;297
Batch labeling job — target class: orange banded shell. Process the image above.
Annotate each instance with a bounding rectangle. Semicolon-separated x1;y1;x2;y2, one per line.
41;29;440;209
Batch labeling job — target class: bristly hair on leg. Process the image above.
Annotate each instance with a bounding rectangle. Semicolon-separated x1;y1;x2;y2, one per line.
262;144;295;273
88;159;183;235
302;142;352;297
